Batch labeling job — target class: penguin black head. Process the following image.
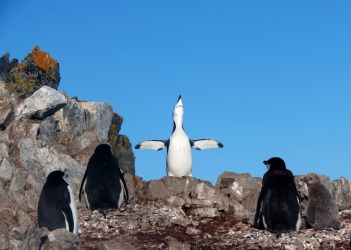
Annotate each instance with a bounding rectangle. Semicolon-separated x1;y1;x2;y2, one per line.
46;170;67;185
263;157;286;170
94;144;112;155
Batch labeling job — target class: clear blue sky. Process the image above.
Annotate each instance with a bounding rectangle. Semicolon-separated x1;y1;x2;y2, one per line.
1;1;350;184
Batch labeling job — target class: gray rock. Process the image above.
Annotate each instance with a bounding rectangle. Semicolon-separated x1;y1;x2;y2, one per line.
36;116;61;146
55;96;87;140
9;168;27;193
124;173;145;202
146;177;229;218
215;172;262;223
20;224;48;250
8;168;28;207
0;100;14;130
330;177;351;209
16;86;67;119
80;102;113;142
70;130;101;164
166;236;191;250
0;158;14;181
0;132;9;159
167;196;186;207
97;235;137;250
41;229;78;250
192;208;220;218
18;138;84;193
146;176;207;201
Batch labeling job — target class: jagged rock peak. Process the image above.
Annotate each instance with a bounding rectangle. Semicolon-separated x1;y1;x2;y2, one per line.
1;46;60;99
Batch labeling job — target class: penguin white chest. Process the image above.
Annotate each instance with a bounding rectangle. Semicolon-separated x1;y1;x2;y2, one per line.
167;130;192;177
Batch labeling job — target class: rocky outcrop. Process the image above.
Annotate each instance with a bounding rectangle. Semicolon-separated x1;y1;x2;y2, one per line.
2;46;60;99
0;48;135;248
0;48;135;174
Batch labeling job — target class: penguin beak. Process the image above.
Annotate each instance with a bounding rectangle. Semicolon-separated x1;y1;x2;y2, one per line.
175;96;183;108
263;160;270;170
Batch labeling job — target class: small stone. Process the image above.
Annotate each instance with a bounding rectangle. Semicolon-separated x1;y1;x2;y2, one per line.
186;227;201;236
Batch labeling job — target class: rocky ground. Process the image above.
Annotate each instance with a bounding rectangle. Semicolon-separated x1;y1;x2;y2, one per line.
75;202;351;250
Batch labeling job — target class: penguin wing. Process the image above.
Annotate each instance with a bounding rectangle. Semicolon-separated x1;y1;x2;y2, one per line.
79;168;88;201
191;139;223;150
254;184;267;229
60;188;74;233
135;140;168;151
119;170;129;205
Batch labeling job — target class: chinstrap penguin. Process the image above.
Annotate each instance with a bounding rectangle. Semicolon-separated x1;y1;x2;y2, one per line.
79;144;129;217
135;95;223;177
38;170;79;235
254;157;301;234
301;173;340;230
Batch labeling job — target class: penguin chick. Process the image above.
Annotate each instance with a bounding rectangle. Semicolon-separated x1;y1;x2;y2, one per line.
301;173;340;230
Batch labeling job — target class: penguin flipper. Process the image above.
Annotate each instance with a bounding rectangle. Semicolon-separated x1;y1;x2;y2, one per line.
135;140;168;151
61;189;75;233
254;184;267;229
119;172;129;205
191;139;223;150
79;167;88;201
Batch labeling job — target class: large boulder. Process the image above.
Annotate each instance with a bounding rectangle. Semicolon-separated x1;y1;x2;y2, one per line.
215;172;262;224
330;177;351;209
15;85;67;119
141;176;230;218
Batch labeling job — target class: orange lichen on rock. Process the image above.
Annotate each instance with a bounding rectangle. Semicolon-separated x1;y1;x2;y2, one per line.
18;62;25;69
31;46;59;77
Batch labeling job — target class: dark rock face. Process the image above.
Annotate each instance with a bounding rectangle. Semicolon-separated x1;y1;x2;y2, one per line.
3;46;60;99
0;52;18;83
108;113;135;174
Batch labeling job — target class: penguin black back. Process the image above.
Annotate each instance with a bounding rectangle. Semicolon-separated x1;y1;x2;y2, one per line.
254;157;301;234
79;144;129;216
38;170;78;234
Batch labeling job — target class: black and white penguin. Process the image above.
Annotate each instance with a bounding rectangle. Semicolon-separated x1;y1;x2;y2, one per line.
254;157;301;234
135;95;223;177
79;144;129;217
38;170;79;235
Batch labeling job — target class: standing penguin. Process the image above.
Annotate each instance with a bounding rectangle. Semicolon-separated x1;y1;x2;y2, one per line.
79;144;129;217
135;95;223;177
301;173;340;230
38;170;79;235
254;157;301;234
